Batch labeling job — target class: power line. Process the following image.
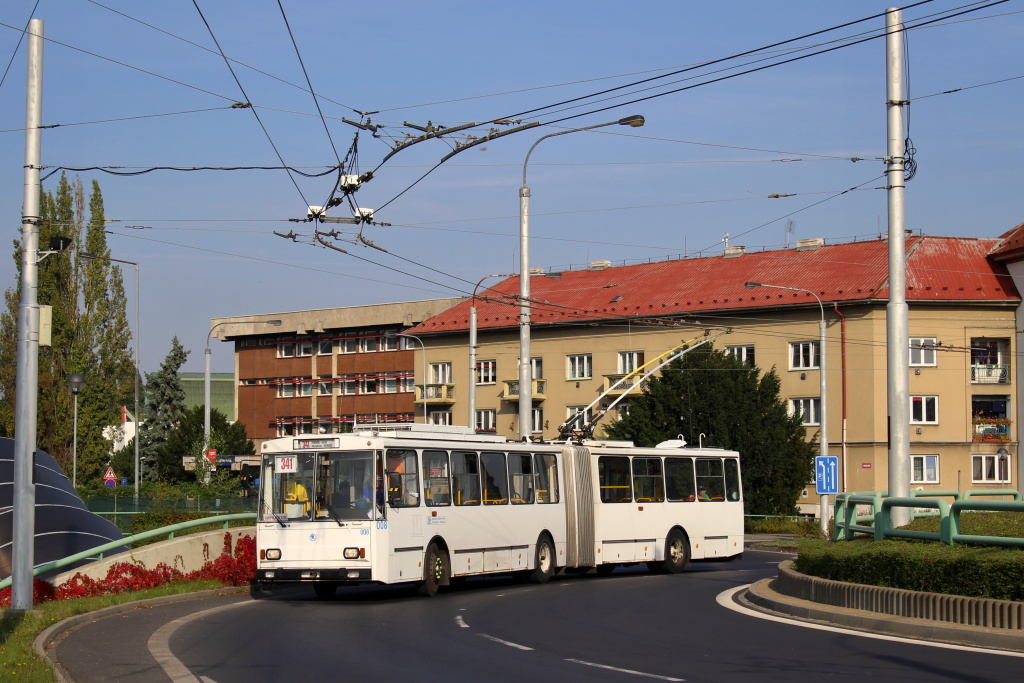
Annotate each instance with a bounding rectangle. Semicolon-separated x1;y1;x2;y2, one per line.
39;164;339;182
0;0;38;91
0;106;240;135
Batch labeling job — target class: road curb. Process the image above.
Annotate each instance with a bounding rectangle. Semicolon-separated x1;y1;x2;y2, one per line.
746;575;1024;652
34;586;251;683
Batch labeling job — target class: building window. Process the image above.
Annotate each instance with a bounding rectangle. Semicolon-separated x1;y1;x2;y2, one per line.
383;378;398;394
566;405;592;426
339;338;357;354
618;351;644;375
297;341;313;357
911;454;939;484
381;335;398;351
278;380;294;398
476;360;497;385
910;395;938;424
531;357;543;379
398;376;415;393
475;409;496;433
789;398;820;425
909;337;936;366
299;377;313;397
972;395;1011;441
317;376;332;395
430;410;452;426
726;345;755;366
430;362;452;385
360;378;378;394
567;354;592;380
972;453;1011;484
531;407;544;434
278;343;295;358
318;340;333;355
338;377;357;395
790;341;819;370
359;336;378;353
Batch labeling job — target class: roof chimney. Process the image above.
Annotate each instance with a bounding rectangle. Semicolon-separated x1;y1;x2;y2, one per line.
796;237;824;251
589;260;612;270
724;245;746;257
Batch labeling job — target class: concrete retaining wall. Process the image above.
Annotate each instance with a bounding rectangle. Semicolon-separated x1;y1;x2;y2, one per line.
53;526;255;586
775;560;1024;630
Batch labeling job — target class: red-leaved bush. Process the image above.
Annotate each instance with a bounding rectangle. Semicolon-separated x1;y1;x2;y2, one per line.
0;532;256;607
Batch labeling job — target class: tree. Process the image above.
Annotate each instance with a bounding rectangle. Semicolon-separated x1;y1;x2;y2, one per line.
160;405;256;483
140;337;190;481
0;175;135;483
604;344;815;516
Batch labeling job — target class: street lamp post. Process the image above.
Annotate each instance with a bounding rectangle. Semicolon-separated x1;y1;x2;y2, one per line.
397;332;428;424
82;252;139;500
205;319;282;463
745;281;829;533
469;274;515;430
67;373;85;488
518;115;645;440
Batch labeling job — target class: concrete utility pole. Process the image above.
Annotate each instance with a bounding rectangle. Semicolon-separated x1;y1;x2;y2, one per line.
886;7;911;526
12;18;43;611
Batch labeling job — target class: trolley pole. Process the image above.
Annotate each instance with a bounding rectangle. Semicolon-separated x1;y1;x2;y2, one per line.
886;7;911;526
12;18;44;611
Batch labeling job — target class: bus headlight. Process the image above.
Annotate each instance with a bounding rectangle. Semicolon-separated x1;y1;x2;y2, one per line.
266;548;282;560
344;547;361;559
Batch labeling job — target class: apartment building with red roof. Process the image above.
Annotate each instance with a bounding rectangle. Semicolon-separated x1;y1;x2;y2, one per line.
407;234;1020;512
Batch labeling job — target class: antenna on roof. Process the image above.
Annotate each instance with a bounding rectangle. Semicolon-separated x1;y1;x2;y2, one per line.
785;220;794;249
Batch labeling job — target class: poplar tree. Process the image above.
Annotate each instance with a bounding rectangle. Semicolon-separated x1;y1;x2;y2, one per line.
139;337;190;481
0;175;135;483
604;345;815;516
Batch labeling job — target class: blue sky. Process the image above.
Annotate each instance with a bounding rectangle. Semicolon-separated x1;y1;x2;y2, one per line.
0;1;1021;374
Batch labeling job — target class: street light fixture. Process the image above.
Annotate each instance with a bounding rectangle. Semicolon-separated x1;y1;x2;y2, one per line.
66;373;85;488
745;281;829;533
469;273;515;429
518;115;645;440
81;252;140;500
205;319;282;465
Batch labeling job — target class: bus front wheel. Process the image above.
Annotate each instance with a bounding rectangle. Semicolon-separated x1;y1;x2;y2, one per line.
419;542;449;597
660;529;690;574
529;534;555;584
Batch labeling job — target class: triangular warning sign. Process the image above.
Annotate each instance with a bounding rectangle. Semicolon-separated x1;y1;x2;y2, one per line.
103;466;116;480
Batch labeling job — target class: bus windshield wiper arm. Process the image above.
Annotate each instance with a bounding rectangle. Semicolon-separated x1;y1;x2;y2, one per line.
261;499;286;527
324;500;344;527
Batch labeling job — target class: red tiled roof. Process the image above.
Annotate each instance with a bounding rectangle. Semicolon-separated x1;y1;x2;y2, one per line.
988;221;1024;261
412;236;1019;334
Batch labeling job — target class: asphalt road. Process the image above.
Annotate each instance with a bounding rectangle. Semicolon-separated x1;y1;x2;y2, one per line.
53;550;1024;682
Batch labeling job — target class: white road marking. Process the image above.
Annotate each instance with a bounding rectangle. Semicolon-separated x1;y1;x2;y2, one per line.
455;615;469;628
148;599;255;682
719;585;1024;658
566;658;684;681
478;633;534;650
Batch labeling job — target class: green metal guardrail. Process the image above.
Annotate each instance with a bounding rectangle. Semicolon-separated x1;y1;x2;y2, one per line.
0;512;256;591
836;490;1024;547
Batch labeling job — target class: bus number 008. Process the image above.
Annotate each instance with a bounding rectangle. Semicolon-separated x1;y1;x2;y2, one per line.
360;528;369;535
376;521;388;530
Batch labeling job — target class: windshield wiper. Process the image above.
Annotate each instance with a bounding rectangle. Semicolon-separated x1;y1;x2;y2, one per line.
260;498;286;527
323;499;344;527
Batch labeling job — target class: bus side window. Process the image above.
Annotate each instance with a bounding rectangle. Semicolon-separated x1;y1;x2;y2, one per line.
509;454;534;504
480;451;509;504
535;453;559;504
633;457;664;502
665;457;696;501
387;449;420;507
724;458;741;502
598;456;632;503
452;451;480;506
423;450;450;506
696;458;726;501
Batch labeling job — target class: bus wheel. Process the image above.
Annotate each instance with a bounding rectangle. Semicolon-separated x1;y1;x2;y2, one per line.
661;529;690;574
313;582;337;599
529;534;555;584
419;542;449;597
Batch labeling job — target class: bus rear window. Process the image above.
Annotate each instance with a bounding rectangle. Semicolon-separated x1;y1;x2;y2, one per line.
535;453;559;503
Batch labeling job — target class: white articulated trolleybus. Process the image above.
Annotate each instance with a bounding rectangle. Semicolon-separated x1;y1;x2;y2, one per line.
255;423;743;597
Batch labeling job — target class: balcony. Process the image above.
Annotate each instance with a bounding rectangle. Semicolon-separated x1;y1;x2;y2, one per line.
501;379;546;402
973;418;1012;442
971;364;1010;384
414;383;455;405
602;374;647;396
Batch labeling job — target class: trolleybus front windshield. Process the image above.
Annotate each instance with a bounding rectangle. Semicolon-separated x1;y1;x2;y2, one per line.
261;450;380;522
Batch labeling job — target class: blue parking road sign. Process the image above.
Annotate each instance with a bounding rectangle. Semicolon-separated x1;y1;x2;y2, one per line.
815;455;839;495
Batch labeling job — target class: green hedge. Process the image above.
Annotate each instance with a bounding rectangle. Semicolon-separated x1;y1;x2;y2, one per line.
796;538;1024;601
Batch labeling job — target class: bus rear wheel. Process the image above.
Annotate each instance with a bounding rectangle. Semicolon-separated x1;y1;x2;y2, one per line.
313;582;337;599
419;542;449;597
529;534;555;584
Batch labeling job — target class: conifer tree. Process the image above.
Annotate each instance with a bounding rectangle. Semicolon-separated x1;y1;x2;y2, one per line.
0;175;135;483
140;337;190;481
604;344;815;516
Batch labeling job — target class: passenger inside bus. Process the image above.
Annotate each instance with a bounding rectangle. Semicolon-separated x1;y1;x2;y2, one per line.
332;478;351;509
285;480;310;515
697;486;710;501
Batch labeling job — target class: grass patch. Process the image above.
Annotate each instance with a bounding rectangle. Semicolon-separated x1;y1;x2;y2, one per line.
746;516;825;537
0;580;224;682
